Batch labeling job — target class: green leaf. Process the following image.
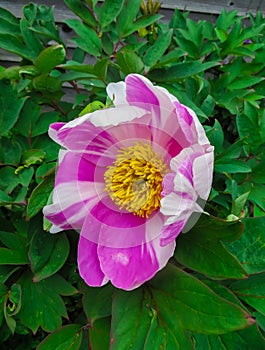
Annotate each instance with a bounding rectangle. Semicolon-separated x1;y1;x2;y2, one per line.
111;287;170;350
237;102;265;152
32;134;60;162
65;19;101;56
216;139;246;161
14;98;41;138
89;317;111;350
64;0;97;27
231;192;250;217
6;283;22;316
82;283;114;325
227;217;265;274
99;0;124;28
0;65;39;80
230;273;265;315
37;324;82;350
0;138;22;165
0;283;8;326
255;312;265;332
205;119;224;154
228;76;264;90
35;45;66;74
0;7;20;28
20;17;44;59
214;160;252;174
0;80;26;136
29;231;69;282
0;266;20;284
32;75;62;92
111;265;253;349
0;14;20;36
0;33;35;60
116;49;144;74
150;265;252;334
193;324;265;350
22;149;46;167
18;272;77;333
144;30;173;68
31;111;59;137
0;231;29;265
175;215;246;279
4;283;22;333
116;0;142;36
123;14;162;37
148;61;219;82
220;324;265;349
79;101;105;116
27;174;54;219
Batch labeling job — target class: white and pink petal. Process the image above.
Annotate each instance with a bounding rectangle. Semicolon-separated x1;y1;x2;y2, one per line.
98;235;175;291
78;235;109;287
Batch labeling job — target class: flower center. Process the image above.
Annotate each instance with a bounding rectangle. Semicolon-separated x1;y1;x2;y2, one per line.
104;142;168;218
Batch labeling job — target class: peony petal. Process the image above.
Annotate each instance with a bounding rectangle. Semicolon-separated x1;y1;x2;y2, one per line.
126;74;160;110
106;81;127;106
193;148;214;200
48;122;66;145
160;219;186;246
175;101;209;146
89;105;147;127
160;192;197;218
54;150;105;185
80;197;165;248
43;181;102;230
78;235;108;287
98;234;175;290
170;144;206;185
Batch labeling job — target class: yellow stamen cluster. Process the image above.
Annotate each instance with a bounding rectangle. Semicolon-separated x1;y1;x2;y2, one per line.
104;142;168;218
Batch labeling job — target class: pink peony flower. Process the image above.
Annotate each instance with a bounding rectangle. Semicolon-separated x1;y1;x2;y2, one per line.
43;74;214;290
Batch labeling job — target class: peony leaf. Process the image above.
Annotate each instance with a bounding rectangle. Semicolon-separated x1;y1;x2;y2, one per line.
149;265;252;334
89;317;111;350
29;231;70;282
148;61;219;81
230;273;265;316
17;272;77;333
116;49;144;74
116;0;142;36
0;231;29;265
193;324;265;349
34;45;66;74
0;284;8;326
64;0;97;27
111;265;252;349
144;30;173;68
82;283;114;325
27;174;54;219
99;0;123;28
37;324;83;350
175;215;247;279
0;80;26;136
64;19;101;56
227;217;265;274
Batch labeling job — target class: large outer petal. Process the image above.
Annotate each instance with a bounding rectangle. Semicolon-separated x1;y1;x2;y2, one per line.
78;235;109;287
78;197;175;290
98;235;175;290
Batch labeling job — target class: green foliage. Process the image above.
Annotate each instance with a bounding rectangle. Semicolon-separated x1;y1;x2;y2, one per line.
0;0;265;348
